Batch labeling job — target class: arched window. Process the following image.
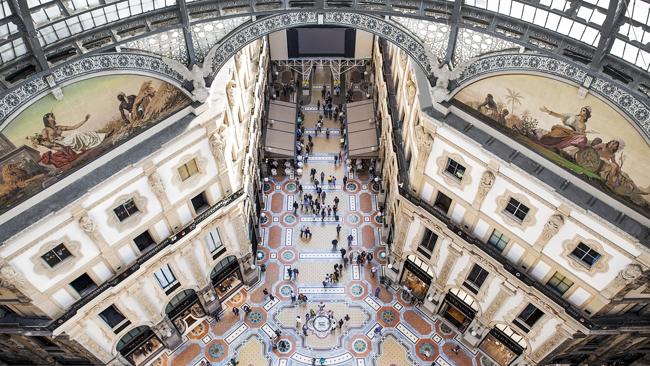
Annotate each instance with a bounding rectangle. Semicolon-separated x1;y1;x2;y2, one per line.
165;289;198;318
210;255;238;280
406;254;435;277
449;288;480;312
116;326;151;353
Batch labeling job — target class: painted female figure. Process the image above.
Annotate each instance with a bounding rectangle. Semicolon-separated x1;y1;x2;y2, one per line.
538;105;591;150
34;112;105;168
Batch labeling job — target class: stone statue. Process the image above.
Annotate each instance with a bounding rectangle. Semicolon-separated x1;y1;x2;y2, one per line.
476;170;496;205
535;214;564;246
147;172;165;198
162;57;210;103
430;59;474;103
0;259;26;290
78;215;96;233
406;73;417;106
619;264;643;282
226;80;237;108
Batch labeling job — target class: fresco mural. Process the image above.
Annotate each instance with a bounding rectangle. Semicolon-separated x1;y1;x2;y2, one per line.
454;74;650;216
0;75;191;215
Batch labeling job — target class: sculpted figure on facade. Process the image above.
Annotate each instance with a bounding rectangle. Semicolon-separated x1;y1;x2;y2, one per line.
0;258;26;292
535;214;565;247
161;57;210;103
406;72;417;106
476;170;496;205
226;80;238;108
147;172;165;198
78;214;96;234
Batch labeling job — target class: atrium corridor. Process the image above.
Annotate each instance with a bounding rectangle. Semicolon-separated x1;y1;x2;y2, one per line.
157;67;489;366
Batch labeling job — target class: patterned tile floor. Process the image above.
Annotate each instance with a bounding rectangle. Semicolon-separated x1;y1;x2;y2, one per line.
157;96;492;366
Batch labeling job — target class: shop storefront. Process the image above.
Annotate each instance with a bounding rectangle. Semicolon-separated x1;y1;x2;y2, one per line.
116;326;163;366
438;288;479;332
210;255;243;299
165;289;206;334
399;255;434;300
479;324;526;366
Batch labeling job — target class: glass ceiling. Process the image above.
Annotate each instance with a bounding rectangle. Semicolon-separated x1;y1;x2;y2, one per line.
0;0;649;84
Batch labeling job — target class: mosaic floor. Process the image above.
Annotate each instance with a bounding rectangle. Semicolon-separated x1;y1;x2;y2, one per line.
154;83;492;366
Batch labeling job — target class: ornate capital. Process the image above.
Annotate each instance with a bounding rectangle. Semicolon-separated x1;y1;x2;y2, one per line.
534;214;565;248
475;170;495;207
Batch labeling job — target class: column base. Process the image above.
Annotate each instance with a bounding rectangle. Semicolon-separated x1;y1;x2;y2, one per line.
243;268;260;286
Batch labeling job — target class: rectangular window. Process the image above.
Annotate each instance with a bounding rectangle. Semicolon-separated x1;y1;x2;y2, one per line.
113;198;139;222
69;273;97;297
487;229;510;252
546;271;574;295
191;192;209;213
513;303;544;333
178;158;199;181
463;264;489;294
205;228;225;258
445;158;466;180
41;244;72;267
133;231;156;252
570;243;602;267
417;228;438;259
99;305;130;333
505;197;529;222
433;191;452;214
154;264;179;294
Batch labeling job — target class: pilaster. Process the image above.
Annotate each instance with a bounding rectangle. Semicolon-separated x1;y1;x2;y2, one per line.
480;282;515;323
72;207;123;271
152;317;183;350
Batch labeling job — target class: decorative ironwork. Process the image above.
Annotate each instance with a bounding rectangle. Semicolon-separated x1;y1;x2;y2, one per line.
454;53;650;140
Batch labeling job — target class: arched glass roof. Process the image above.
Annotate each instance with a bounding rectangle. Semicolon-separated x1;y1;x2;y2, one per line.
0;0;649;96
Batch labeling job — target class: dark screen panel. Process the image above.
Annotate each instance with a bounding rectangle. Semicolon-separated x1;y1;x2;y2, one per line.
286;27;356;58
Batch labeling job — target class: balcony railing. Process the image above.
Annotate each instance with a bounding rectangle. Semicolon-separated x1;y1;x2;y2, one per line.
375;40;596;331
45;189;244;331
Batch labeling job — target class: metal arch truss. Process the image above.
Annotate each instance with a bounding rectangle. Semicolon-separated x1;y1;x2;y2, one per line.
2;0;649;90
276;59;368;83
207;12;435;81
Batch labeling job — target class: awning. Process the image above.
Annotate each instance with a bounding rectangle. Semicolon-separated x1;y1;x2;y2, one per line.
264;100;297;158
346;100;378;158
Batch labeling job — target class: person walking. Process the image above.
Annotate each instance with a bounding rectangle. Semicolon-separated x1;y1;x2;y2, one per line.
347;234;354;247
290;290;296;303
296;315;302;328
332;239;338;250
302;323;308;336
371;266;377;278
263;288;269;298
293;201;299;215
293;268;299;280
343;175;348;188
320;171;325;185
374;287;381;298
340;247;347;258
317;100;321;110
336;223;342;236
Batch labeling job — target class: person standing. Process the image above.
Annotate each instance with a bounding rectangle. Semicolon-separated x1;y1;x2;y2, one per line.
317;100;321;110
374;287;381;298
347;234;354;247
336;223;342;236
320;171;325;185
293;201;299;215
340;247;346;259
296;315;302;328
332;239;338;250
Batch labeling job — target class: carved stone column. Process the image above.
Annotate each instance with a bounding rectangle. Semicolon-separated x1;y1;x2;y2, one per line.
436;244;462;287
530;324;571;362
126;278;164;321
391;209;413;259
239;252;260;286
411;126;434;192
74;209;123;271
198;284;222;316
70;324;115;365
472;170;495;209
142;162;183;231
208;129;234;196
533;214;565;250
152;317;182;350
480;283;515;324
